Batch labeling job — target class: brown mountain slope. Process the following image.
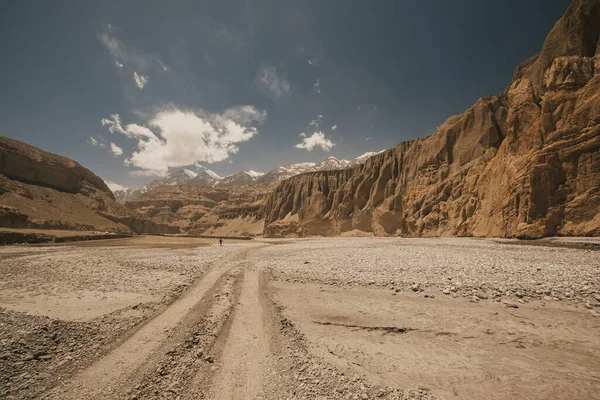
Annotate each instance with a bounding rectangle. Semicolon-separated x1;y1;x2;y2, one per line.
0;137;174;234
263;0;600;238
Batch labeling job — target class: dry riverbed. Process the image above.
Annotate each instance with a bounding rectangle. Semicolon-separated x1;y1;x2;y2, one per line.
0;236;598;399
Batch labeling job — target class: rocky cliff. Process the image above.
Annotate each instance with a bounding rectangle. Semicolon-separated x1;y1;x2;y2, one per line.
263;0;600;238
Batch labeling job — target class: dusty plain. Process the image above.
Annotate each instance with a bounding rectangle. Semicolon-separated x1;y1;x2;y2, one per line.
0;236;599;399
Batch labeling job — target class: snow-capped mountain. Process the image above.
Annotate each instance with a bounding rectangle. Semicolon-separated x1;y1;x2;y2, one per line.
347;151;384;167
255;162;317;184
189;166;222;186
216;170;264;187
315;156;351;171
254;152;382;184
113;167;221;203
111;151;383;203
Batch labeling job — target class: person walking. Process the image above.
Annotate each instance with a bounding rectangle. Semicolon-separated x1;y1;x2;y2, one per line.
219;238;223;247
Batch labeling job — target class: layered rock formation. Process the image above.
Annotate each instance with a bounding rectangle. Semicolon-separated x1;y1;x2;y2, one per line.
263;0;600;238
125;184;272;236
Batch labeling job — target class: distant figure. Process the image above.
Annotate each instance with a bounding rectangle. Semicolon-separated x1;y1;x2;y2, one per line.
219;238;223;247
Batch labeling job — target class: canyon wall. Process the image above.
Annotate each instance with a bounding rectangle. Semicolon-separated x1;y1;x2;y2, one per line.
263;0;600;238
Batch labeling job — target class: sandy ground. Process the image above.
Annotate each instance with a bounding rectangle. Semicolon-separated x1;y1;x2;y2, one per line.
0;236;599;399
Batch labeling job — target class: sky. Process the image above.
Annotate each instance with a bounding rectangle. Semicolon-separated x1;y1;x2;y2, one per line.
0;0;572;190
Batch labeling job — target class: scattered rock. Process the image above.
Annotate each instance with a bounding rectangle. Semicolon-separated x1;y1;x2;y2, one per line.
476;291;488;300
502;301;519;309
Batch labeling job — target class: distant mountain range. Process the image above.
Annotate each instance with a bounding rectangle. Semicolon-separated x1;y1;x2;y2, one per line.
113;151;382;203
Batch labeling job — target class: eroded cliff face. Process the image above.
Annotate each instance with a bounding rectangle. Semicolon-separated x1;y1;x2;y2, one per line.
263;0;600;238
126;184;272;236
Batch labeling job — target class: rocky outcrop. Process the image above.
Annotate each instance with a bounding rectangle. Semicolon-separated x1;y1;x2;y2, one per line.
263;0;600;238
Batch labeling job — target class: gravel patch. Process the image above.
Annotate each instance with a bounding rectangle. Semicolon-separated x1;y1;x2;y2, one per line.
260;237;600;307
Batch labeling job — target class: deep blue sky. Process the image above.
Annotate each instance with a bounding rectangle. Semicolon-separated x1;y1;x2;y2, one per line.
0;0;571;188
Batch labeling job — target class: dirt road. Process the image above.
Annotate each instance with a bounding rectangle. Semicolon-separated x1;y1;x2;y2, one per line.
1;237;599;399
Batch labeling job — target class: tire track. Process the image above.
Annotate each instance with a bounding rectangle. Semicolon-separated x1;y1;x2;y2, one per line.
43;246;261;400
204;263;271;400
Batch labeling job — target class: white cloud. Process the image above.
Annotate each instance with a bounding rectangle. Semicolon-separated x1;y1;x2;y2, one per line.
133;71;148;89
101;114;128;135
257;66;290;99
295;131;335;152
309;114;323;128
99;26;167;76
101;105;265;176
332;124;338;130
313;79;321;93
221;105;267;125
105;180;127;191
110;142;123;156
88;136;105;148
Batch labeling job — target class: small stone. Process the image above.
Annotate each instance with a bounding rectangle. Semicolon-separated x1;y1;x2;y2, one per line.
502;300;519;309
196;350;203;359
21;354;34;362
38;354;53;360
442;289;450;295
205;356;214;363
476;291;488;300
411;284;420;292
594;294;600;303
584;302;593;309
544;296;552;301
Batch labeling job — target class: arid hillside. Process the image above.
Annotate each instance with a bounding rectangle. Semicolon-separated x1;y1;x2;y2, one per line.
0;136;134;232
0;137;177;235
263;0;600;238
125;183;273;236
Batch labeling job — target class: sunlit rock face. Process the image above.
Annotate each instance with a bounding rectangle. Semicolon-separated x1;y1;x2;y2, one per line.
263;0;600;238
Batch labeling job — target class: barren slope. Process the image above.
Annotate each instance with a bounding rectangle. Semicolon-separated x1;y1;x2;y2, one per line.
126;183;273;236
